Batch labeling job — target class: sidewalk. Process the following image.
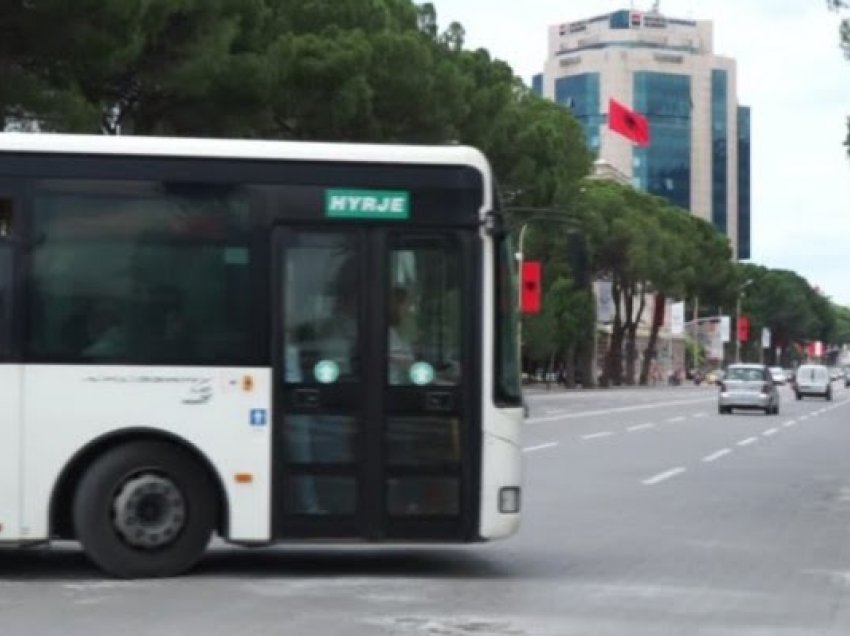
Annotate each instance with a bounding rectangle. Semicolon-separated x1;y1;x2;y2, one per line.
522;382;714;395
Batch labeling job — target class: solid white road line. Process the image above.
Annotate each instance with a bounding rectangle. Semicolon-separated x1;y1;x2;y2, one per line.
692;412;708;418
667;416;686;423
737;436;759;447
581;431;614;440
525;397;715;424
627;423;656;432
523;442;559;453
762;428;779;437
702;448;732;463
642;467;686;485
783;420;796;428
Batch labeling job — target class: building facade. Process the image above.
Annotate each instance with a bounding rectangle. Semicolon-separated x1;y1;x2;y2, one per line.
533;8;751;259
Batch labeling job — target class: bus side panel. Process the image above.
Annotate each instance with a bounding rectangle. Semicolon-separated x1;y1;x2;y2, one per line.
0;365;22;541
20;365;272;543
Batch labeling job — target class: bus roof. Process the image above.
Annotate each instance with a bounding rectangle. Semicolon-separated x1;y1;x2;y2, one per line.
0;132;491;177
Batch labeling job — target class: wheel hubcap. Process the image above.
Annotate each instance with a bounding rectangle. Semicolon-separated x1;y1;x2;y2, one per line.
112;474;186;549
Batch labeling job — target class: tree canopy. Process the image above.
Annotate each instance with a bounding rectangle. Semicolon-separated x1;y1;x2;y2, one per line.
827;0;850;153
3;0;848;380
735;262;837;365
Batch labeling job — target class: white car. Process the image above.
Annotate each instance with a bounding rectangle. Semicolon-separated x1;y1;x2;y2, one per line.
768;366;785;385
794;365;832;401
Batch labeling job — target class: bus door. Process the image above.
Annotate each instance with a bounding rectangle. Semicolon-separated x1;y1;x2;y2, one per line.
0;184;21;541
272;227;475;540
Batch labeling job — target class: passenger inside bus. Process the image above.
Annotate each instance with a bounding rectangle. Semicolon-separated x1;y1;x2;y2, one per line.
388;285;415;384
83;302;128;359
284;254;360;515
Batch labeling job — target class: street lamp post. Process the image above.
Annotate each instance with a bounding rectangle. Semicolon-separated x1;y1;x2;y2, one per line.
516;223;529;310
515;223;528;386
735;279;753;363
508;209;584;386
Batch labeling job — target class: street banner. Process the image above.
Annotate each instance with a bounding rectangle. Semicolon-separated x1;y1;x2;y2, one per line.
520;261;542;314
720;316;731;343
671;301;685;335
761;327;771;349
595;281;614;323
738;315;750;342
709;323;724;360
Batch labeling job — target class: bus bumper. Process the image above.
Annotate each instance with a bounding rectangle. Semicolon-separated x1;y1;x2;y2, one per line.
478;415;522;540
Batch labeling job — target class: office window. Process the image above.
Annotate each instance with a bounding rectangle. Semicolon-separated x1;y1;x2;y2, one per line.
609;10;631;30
712;69;729;234
737;106;751;260
555;73;602;152
633;72;691;210
531;73;543;97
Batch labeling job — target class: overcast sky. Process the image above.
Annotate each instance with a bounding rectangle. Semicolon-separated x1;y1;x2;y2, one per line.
441;0;850;305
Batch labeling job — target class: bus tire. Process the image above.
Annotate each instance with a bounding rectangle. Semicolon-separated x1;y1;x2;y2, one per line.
72;440;216;579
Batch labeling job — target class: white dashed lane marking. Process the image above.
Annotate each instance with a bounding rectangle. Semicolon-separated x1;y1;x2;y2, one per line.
643;467;686;486
627;423;655;432
702;448;732;463
582;432;614;440
523;442;558;453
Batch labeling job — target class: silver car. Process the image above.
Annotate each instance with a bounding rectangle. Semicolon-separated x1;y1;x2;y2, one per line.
718;364;780;415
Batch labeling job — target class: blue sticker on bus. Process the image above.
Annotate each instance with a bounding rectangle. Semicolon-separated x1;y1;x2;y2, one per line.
250;409;267;427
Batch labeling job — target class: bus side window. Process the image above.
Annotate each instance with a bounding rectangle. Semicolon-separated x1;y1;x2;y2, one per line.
0;197;12;237
0;243;11;358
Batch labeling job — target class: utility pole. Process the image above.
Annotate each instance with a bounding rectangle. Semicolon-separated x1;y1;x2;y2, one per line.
735;293;742;363
735;279;753;363
691;295;699;373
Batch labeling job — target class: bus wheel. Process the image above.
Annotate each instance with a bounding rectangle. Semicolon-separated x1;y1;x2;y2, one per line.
73;441;217;578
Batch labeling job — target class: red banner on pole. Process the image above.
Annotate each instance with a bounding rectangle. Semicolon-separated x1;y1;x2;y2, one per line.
737;315;750;342
521;261;542;314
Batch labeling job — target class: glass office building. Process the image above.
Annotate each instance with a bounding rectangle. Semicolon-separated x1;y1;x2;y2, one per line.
536;8;750;259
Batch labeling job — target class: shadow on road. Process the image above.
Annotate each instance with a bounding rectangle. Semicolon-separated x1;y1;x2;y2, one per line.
0;545;98;580
196;546;519;579
0;543;526;582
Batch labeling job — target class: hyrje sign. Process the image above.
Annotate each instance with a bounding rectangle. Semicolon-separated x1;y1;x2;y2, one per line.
325;189;410;220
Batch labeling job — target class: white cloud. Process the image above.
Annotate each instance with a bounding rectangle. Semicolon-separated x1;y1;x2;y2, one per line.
439;0;850;303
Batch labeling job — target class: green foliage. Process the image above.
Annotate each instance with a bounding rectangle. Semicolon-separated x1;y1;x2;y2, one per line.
830;303;850;344
734;262;842;364
569;180;737;384
826;0;850;150
523;278;593;367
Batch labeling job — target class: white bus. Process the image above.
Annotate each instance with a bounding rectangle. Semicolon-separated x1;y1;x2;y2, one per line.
0;133;523;577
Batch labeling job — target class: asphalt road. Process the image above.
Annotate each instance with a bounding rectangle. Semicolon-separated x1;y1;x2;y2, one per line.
5;382;850;635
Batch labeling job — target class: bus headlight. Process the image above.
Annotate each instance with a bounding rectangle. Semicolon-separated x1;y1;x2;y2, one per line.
499;487;521;513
